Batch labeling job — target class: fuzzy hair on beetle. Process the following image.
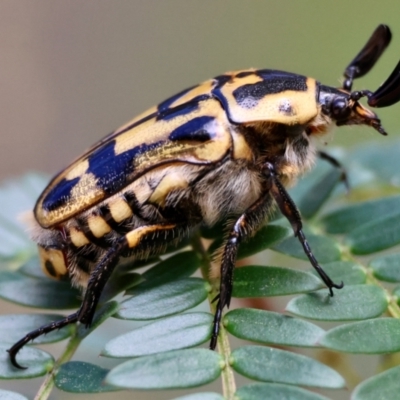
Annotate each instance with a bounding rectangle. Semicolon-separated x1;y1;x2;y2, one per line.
8;24;400;368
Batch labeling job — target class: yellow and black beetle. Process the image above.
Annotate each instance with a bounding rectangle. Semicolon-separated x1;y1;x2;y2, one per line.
8;25;400;368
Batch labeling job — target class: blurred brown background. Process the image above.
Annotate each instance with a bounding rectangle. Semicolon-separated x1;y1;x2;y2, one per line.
1;1;400;183
1;1;400;399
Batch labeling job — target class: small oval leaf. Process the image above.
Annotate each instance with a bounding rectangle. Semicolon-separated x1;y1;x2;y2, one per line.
286;285;388;321
350;141;400;185
77;301;119;339
0;314;73;344
208;225;291;259
352;365;400;400
0;389;29;400
321;195;400;234
298;168;342;219
172;393;224;400
55;361;117;393
141;251;201;287
237;225;291;259
235;382;330;400
103;312;212;357
231;346;345;388
321;318;400;353
117;278;208;320
0;344;53;379
310;261;366;286
105;349;222;389
369;253;400;282
0;271;80;309
233;266;322;298
345;212;400;254
272;234;341;263
224;308;325;347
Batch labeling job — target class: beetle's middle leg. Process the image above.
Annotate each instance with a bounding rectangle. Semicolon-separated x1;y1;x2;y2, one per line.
263;162;343;295
210;192;273;350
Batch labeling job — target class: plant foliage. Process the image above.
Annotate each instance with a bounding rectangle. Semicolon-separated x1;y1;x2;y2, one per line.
1;141;400;399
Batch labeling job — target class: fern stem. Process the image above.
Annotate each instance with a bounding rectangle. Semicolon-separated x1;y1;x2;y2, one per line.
191;233;237;399
34;325;80;400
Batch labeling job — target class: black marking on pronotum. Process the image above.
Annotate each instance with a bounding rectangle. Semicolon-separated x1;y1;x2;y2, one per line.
232;75;308;108
279;100;294;115
169;116;215;142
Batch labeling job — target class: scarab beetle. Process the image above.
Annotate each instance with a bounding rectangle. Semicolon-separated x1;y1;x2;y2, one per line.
8;24;400;368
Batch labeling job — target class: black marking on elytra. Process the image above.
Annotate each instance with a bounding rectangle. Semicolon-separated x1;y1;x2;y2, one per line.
233;75;308;109
42;176;80;212
86;139;166;195
157;99;200;122
43;129;168;215
158;85;197;113
169;116;215;142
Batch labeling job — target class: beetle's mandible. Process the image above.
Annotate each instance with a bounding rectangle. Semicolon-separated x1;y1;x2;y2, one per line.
8;24;400;368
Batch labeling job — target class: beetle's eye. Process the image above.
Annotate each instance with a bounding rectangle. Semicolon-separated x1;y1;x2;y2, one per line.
331;97;351;120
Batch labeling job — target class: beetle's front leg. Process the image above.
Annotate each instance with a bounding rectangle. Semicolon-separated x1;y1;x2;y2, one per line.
263;162;343;295
210;193;272;350
318;151;349;193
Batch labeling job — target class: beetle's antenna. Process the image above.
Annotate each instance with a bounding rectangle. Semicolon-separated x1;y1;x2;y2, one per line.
367;60;400;108
343;25;391;91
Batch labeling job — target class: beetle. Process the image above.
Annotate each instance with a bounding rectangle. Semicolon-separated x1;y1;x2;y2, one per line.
8;24;400;368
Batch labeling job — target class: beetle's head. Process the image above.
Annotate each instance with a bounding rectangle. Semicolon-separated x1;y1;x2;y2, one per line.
319;24;400;136
318;85;389;135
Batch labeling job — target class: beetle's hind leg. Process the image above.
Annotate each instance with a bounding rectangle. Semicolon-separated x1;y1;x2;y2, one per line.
8;312;79;369
9;222;185;369
263;162;343;295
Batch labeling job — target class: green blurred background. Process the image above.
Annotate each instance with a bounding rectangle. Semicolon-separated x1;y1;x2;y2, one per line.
1;1;400;182
1;2;400;399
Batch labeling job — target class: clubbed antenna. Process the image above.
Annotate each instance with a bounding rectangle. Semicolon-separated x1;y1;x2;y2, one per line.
343;25;392;91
